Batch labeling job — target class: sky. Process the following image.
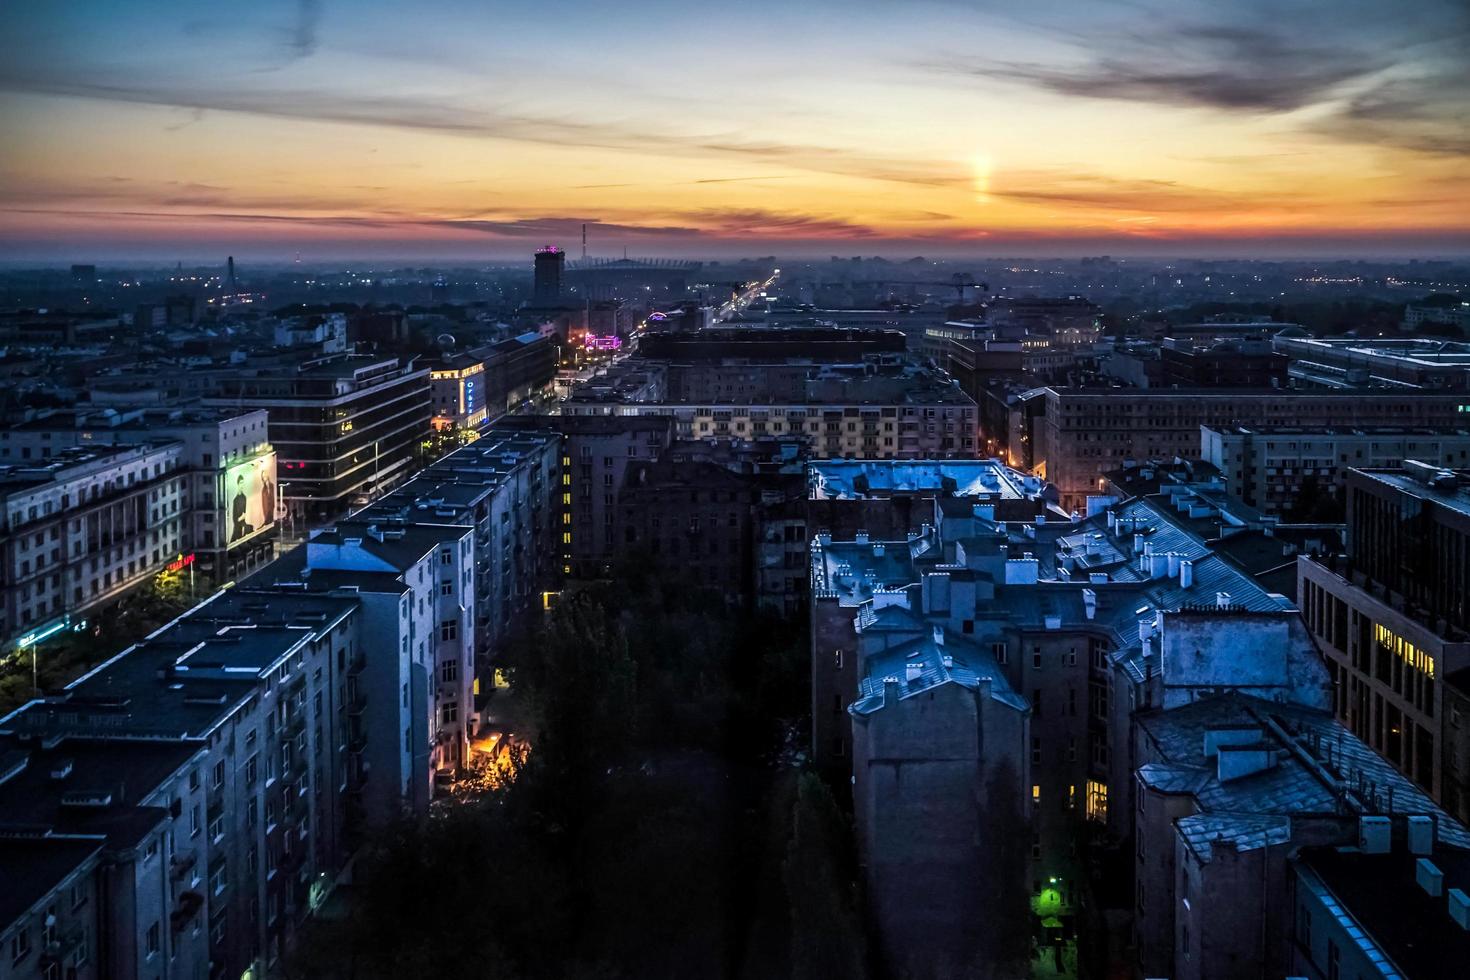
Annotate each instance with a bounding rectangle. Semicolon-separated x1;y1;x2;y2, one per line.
0;0;1467;262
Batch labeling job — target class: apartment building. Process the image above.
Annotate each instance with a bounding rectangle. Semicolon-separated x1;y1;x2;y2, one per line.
2;443;186;651
814;476;1322;975
0;835;104;980
1032;388;1470;511
353;428;560;667
269;520;477;781
1;405;279;584
0;587;363;978
1203;424;1470;515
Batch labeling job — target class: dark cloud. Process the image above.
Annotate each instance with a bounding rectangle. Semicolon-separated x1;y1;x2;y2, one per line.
927;2;1470;159
988;172;1307;214
945;25;1379;113
1315;70;1470;156
681;208;879;238
291;0;322;62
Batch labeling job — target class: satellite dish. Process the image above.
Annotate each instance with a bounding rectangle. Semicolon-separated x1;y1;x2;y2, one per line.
436;333;457;349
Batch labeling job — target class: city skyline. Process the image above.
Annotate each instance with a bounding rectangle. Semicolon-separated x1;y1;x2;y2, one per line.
1;0;1468;261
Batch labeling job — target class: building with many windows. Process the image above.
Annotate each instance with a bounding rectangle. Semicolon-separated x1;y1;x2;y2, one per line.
1;405;279;585
204;352;430;523
0;587;364;978
1203;424;1470;516
1298;463;1470;822
1;443;186;652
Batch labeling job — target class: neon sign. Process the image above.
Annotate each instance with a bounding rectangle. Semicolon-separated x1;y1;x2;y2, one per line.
166;553;197;572
18;618;69;649
584;334;622;351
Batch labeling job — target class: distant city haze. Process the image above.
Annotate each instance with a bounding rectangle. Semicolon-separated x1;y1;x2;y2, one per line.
1;0;1467;260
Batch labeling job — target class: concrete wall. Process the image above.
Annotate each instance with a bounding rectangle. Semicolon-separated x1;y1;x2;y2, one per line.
853;681;1028;979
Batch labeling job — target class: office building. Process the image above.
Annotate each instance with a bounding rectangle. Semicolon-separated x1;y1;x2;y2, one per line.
1298;463;1470;822
1275;336;1470;391
565;361;978;459
203;352;431;523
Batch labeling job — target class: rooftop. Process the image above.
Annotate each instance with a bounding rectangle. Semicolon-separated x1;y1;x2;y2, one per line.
851;628;1028;716
0;735;202;850
1298;840;1470;980
1353;464;1470;520
1135;692;1470;858
0;836;104;928
808;459;1043;500
0;591;356;742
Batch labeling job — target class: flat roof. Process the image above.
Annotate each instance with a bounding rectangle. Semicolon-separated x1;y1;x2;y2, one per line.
1354;467;1470;519
1299;842;1470;979
808;459;1040;500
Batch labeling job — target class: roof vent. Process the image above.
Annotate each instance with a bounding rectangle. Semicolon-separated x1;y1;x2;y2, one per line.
1408;815;1435;855
61;790;113;809
1417;858;1444;898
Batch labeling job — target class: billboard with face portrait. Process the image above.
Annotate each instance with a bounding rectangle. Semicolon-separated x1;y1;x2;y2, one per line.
224;452;278;546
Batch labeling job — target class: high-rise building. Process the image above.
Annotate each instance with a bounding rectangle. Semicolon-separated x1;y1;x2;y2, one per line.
532;246;565;306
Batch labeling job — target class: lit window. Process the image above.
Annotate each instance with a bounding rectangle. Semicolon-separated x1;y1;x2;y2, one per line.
1086;780;1108;823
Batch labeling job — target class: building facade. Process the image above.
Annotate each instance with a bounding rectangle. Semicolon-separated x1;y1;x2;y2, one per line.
1204;424;1470;515
2;443;186;652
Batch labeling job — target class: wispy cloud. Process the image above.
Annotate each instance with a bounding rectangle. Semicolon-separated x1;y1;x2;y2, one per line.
0;66;962;187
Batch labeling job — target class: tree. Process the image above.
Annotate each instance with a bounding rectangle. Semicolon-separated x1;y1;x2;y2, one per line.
783;773;869;980
515;593;636;830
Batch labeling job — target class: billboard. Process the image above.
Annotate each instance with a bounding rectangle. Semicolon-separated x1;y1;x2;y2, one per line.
224;452;277;546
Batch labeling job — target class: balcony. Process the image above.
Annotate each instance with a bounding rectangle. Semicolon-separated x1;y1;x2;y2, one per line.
169;851;198;882
170;890;204;932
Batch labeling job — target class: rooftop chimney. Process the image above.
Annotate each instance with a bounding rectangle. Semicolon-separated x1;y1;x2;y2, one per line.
1180;559;1194;589
905;662;923;683
1216;591;1231;609
1450;888;1470;931
1417;858;1444;898
1360;816;1391;854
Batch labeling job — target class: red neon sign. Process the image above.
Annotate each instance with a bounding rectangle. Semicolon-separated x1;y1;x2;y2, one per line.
166;553;196;572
